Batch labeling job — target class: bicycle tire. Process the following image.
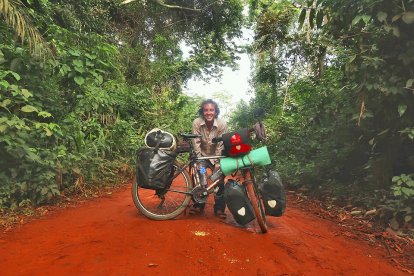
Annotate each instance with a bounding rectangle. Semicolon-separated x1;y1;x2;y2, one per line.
245;169;267;233
132;160;192;220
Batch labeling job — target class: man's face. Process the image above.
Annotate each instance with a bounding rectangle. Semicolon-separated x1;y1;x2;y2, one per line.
202;103;216;122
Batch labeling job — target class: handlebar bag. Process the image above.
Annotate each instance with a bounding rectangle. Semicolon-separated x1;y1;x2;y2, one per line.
145;128;177;151
222;128;252;157
136;148;177;190
258;170;286;217
224;179;255;225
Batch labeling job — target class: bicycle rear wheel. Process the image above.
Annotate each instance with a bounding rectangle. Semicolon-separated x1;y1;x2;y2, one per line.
244;169;267;233
132;160;192;220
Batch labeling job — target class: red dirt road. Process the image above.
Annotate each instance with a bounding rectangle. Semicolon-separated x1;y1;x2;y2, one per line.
0;185;409;275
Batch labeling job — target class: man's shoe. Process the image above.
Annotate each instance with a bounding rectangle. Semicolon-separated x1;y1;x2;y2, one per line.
214;209;227;220
188;205;204;215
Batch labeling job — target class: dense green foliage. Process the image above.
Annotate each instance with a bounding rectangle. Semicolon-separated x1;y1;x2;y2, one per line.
1;0;413;230
231;0;413;228
0;0;244;208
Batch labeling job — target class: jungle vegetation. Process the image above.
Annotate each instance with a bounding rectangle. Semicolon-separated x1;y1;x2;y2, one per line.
1;0;413;230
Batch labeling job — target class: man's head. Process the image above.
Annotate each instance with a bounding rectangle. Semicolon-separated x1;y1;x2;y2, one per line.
198;99;220;122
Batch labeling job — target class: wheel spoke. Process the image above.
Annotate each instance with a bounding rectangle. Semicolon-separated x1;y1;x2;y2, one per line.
244;169;267;233
132;161;192;220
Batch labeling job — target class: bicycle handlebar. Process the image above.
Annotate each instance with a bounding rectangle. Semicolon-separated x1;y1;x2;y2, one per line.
180;133;202;139
179;122;265;145
212;137;223;143
212;126;259;144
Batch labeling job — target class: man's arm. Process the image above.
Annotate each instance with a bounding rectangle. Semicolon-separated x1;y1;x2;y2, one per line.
214;120;228;158
192;120;202;157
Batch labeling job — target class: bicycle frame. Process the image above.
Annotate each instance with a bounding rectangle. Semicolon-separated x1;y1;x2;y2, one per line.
169;135;256;197
167;154;226;196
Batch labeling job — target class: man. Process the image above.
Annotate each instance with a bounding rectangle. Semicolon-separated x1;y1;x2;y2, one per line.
191;99;228;219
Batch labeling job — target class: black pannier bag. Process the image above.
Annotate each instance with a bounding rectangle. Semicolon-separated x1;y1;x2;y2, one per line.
224;179;255;225
145;128;177;151
136;148;177;190
259;170;286;217
221;128;252;157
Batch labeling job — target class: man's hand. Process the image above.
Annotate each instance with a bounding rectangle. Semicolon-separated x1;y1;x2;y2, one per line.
213;163;220;173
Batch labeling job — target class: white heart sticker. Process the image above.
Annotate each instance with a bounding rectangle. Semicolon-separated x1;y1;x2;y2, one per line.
267;200;277;208
237;207;246;216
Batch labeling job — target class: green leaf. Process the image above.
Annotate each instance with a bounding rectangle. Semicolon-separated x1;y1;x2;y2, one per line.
309;9;316;29
368;138;375;145
0;80;10;89
86;61;94;67
21;89;32;98
85;53;96;60
61;64;71;74
41;187;48;195
38;111;52;118
75;66;85;73
352;15;362;26
401;187;414;196
402;11;414;24
10;72;21;81
377;11;387;22
349;55;357;63
316;10;324;28
26;150;41;163
72;167;81;175
0;124;7;132
21;105;38;113
377;128;389;136
96;75;103;84
45;127;53;136
74;76;85;85
68;49;81;56
392;26;400;37
73;60;83;67
1;99;11;107
406;79;414;88
0;51;6;65
298;9;307;30
362;15;371;24
392;14;402;22
398;104;407;117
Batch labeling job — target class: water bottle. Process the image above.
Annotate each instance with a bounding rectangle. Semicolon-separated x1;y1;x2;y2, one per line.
199;166;208;187
210;168;224;182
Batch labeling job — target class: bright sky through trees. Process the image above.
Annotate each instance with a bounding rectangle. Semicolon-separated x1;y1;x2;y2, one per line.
183;53;252;102
182;28;254;117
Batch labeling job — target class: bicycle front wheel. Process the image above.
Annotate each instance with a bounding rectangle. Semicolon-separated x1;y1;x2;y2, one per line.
132;161;192;220
245;169;267;233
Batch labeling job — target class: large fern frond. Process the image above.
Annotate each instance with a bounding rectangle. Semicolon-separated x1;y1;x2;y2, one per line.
0;0;52;57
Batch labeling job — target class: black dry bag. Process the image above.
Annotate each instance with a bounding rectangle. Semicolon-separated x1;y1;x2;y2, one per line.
136;148;177;190
260;170;286;217
224;179;255;225
144;128;177;151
